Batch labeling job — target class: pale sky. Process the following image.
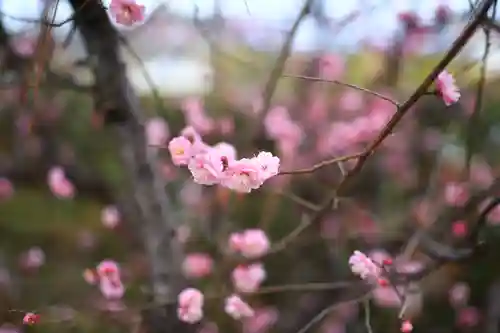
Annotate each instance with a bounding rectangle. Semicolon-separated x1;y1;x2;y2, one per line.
0;0;487;51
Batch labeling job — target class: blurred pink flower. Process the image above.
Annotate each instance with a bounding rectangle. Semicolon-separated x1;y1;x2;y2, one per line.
96;259;121;280
449;282;470;308
99;277;125;299
182;253;213;279
182;98;215;134
101;205;120;229
444;182;469;206
436;71;460;106
218;117;235;135
11;35;36;57
232;263;266;293
456;306;479;327
109;0;145;26
0;178;14;200
372;285;402;308
229;229;270;259
146;117;169;147
339;90;364;112
243;307;278;333
23;312;40;325
400;320;413;333
20;247;45;270
452;220;467;238
224;295;255;319
83;268;98;285
47;166;75;199
319;54;345;80
348;250;381;281
177;288;204;323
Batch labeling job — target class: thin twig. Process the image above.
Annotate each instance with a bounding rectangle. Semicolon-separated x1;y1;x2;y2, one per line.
278;152;363;175
363;299;374;333
283;74;400;107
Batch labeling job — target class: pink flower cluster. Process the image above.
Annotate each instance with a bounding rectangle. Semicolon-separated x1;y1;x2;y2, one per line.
168;127;279;193
348;250;382;281
178;288;255;323
83;260;125;300
178;230;270;323
264;106;303;158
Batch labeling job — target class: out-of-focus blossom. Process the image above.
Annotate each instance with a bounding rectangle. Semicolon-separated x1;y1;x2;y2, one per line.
23;313;40;325
182;253;213;278
339;90;363;112
182;98;215;134
232;263;266;293
452;220;467;238
83;268;98;285
225;295;255;319
444;182;468;206
319;54;345;80
436;71;460;106
229;229;270;259
400;320;413;333
96;260;121;280
177;288;204;323
0;178;14;200
101;205;121;229
449;282;470;308
20;247;45;270
109;0;145;26
456;306;480;327
146;117;169;147
348;250;381;281
243;307;278;333
47;166;75;199
99;277;125;299
218;117;235;135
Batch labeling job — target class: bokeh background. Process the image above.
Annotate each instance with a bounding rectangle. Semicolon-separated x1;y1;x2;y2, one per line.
1;1;500;333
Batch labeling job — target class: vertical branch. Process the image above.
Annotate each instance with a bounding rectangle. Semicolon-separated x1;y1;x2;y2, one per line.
66;1;193;333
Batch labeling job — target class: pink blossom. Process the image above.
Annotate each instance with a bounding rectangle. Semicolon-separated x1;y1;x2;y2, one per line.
449;282;470;308
168;136;193;166
243;307;278;333
444;182;469;206
96;260;120;280
109;0;145;26
177;288;204;323
47;166;75;199
182;253;214;278
264;106;291;138
188;150;226;185
255;152;280;181
101;205;120;229
400;320;413;333
23;313;40;325
11;35;36;57
436;71;460;106
0;178;14;200
218;117;235;135
348;250;381;281
452;221;467;238
457;306;480;327
146;117;169;147
222;158;263;193
20;247;45;270
225;295;255;319
212;142;237;162
182;98;214;134
372;285;402;308
229;229;270;259
231;263;266;293
99;277;125;299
